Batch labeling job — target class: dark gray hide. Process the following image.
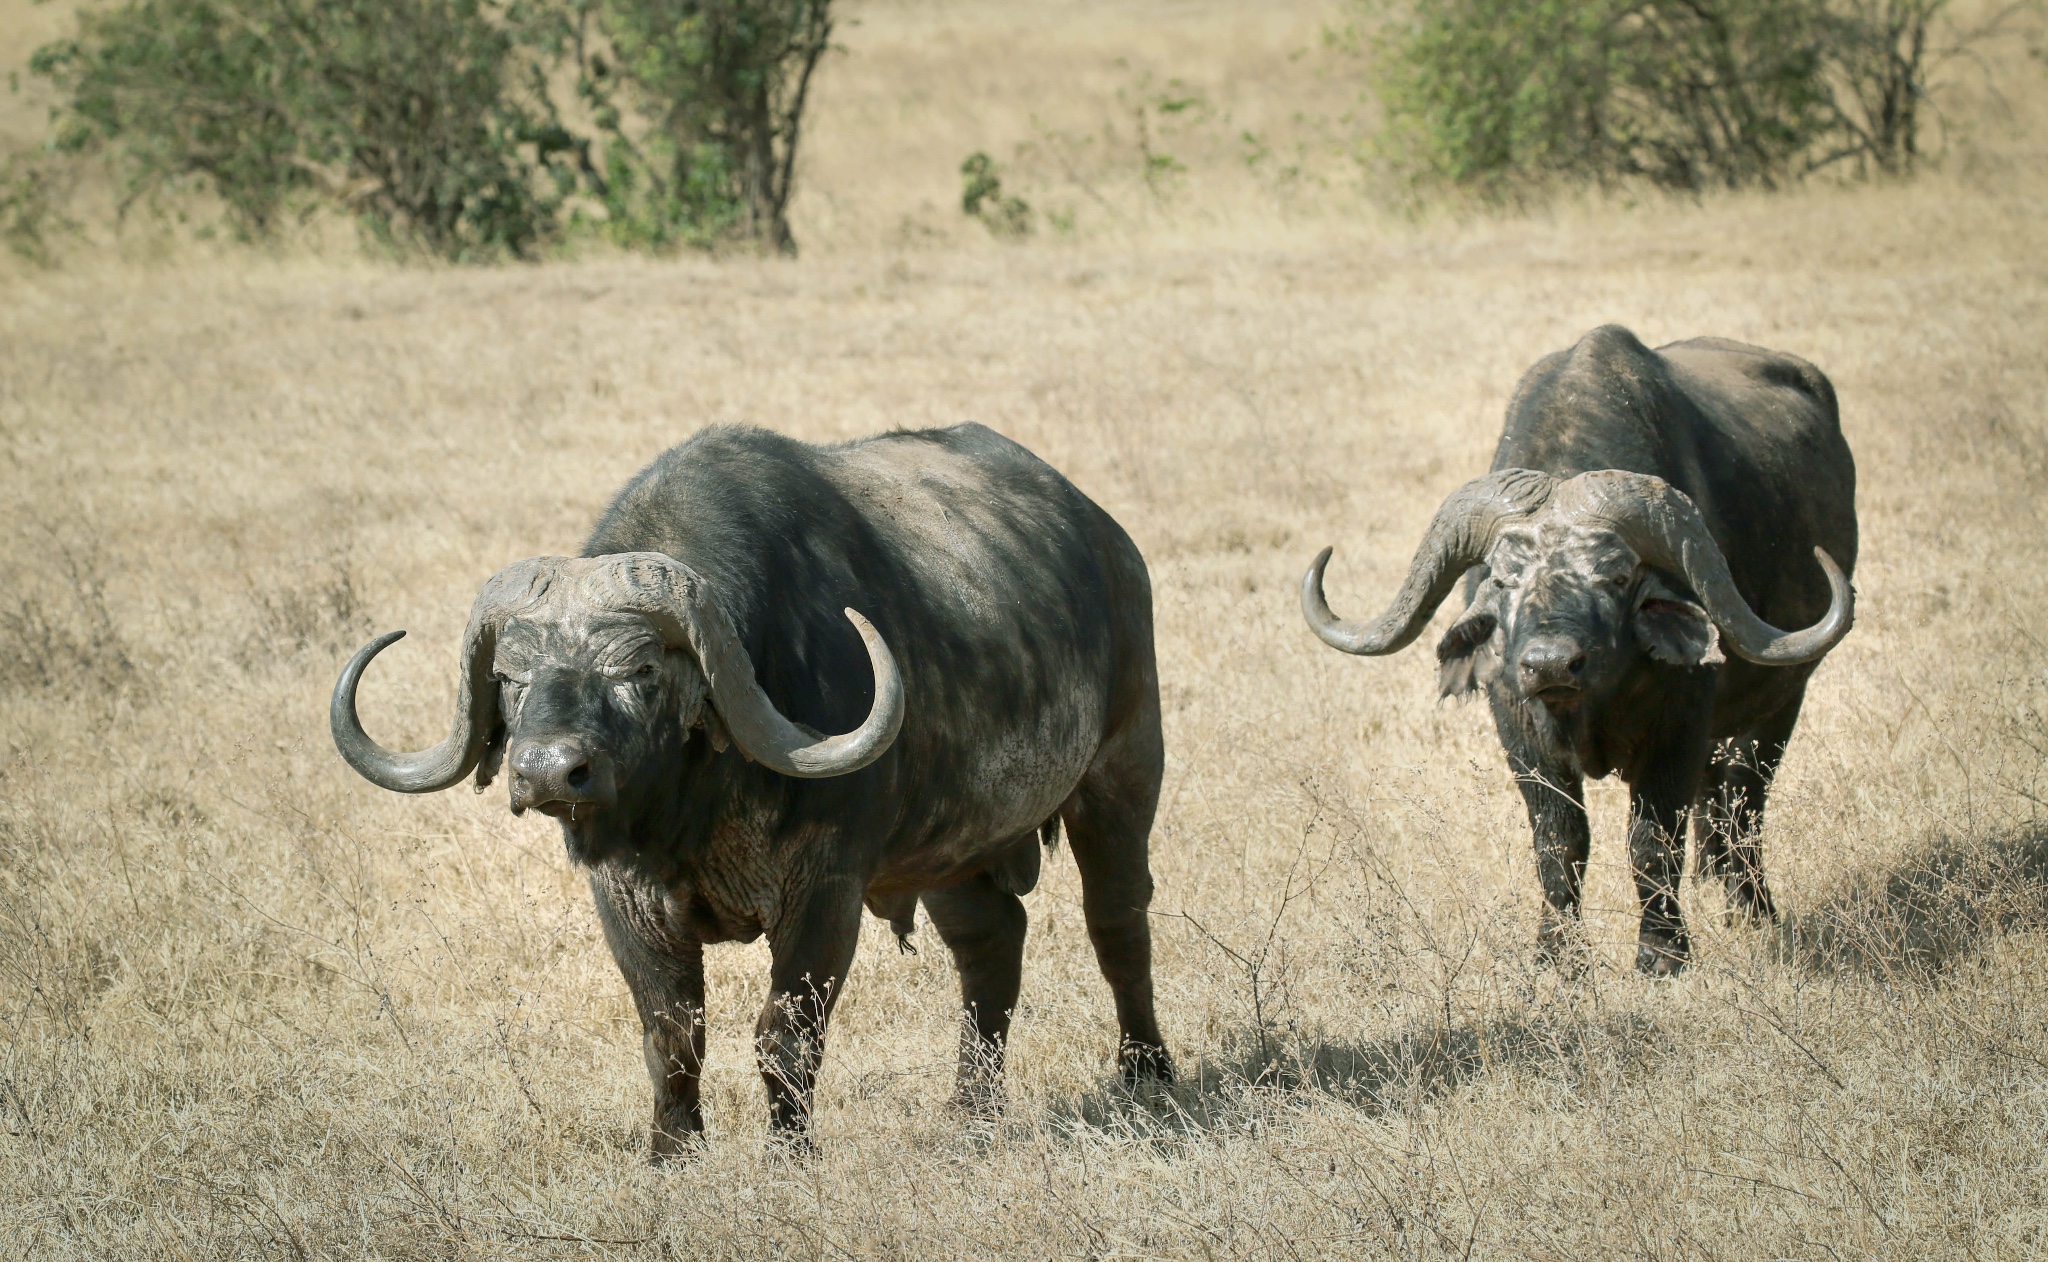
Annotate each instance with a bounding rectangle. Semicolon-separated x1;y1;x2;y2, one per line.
331;423;1171;1155
1303;326;1857;974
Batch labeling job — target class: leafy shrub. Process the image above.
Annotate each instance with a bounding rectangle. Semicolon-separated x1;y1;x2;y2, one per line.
573;0;834;254
1118;72;1204;198
31;0;571;259
26;0;834;259
959;151;1031;237
287;0;575;259
1370;0;1961;197
0;154;80;265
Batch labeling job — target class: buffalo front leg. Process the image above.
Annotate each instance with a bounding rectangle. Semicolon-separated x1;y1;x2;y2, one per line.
922;870;1029;1112
1498;713;1590;961
1629;762;1704;976
589;870;706;1161
758;876;865;1142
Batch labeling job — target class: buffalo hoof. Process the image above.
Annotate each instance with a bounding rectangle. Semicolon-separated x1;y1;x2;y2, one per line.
1634;932;1691;977
1722;878;1777;927
765;1126;818;1162
648;1124;706;1165
951;1076;1007;1120
1535;913;1588;974
1117;1040;1174;1085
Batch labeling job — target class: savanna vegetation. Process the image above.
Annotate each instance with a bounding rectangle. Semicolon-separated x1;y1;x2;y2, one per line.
2;0;2046;1257
1365;0;1999;196
4;0;2025;257
10;0;834;258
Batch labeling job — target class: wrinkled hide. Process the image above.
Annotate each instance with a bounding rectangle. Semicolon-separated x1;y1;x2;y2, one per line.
1307;326;1857;974
334;423;1172;1153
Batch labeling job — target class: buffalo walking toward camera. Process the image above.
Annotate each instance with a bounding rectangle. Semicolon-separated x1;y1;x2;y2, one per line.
1303;326;1856;973
332;423;1171;1154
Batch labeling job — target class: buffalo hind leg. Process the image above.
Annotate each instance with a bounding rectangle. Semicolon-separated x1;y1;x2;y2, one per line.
589;870;707;1162
1062;730;1172;1083
922;871;1029;1112
757;875;865;1144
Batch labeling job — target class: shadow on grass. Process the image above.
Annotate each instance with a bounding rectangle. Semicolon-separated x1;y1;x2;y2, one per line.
1783;821;2048;981
1037;822;2048;1144
1043;1004;1663;1144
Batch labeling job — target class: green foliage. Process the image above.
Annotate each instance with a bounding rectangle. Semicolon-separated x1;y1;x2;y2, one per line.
0;155;80;266
1370;0;1954;197
32;0;306;236
959;151;1031;237
31;0;570;259
570;0;833;253
24;0;834;260
1117;70;1205;197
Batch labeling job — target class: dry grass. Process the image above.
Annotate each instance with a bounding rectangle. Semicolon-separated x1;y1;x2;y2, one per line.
5;1;2048;1257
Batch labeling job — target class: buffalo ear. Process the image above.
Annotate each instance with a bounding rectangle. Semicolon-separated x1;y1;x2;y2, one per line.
1634;578;1721;666
700;707;731;754
473;719;507;793
670;654;728;752
1435;610;1497;698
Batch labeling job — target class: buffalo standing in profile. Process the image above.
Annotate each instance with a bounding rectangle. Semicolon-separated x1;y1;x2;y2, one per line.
332;423;1172;1154
1302;326;1856;973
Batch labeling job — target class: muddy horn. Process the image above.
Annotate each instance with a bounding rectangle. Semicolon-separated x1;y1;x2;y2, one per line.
581;553;904;778
1302;468;1558;656
330;559;556;793
1564;470;1853;666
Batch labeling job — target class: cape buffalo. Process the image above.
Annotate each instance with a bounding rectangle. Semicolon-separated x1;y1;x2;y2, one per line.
1302;325;1856;974
332;423;1171;1154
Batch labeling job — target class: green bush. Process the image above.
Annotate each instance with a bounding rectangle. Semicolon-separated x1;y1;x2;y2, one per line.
1370;0;1955;197
574;0;834;254
0;154;80;265
24;0;833;260
959;151;1031;237
31;0;569;259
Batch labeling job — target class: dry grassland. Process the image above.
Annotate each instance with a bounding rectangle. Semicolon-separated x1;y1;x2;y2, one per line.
5;1;2048;1257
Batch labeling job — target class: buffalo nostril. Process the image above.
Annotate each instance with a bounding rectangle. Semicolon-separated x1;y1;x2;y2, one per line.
1518;639;1585;694
510;740;605;805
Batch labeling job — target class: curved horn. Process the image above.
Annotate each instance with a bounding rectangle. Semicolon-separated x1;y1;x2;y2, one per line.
585;553;904;779
330;559;555;793
1303;468;1558;655
1562;470;1853;666
331;624;497;794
